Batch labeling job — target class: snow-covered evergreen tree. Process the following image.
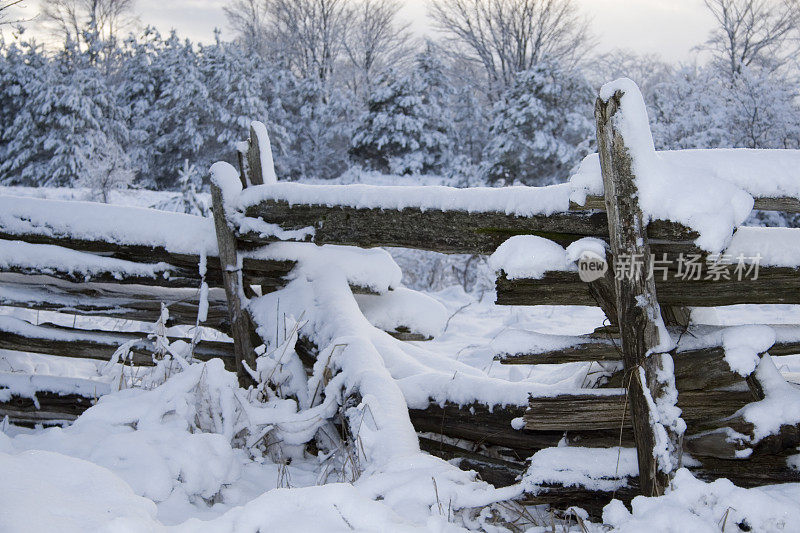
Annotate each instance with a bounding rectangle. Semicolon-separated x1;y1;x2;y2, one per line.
148;31;213;189
648;66;732;150
481;61;593;185
279;76;354;180
198;33;295;178
350;49;453;176
0;39;47;185
0;33;131;186
115;27;166;186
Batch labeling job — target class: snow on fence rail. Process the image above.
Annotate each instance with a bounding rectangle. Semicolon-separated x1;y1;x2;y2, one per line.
2;79;800;518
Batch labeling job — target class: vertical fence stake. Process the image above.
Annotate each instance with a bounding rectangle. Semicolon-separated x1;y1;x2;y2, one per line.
247;124;265;186
210;165;260;387
596;86;683;496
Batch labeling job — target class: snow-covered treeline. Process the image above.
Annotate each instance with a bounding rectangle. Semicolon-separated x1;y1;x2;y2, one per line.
2;0;800;196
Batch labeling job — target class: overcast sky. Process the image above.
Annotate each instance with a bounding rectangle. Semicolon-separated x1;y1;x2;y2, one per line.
8;0;716;64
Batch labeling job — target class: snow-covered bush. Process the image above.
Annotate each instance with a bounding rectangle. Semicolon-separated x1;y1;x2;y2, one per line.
649;64;800;151
481;61;594;185
0;38;131;187
350;50;453;176
76;140;135;203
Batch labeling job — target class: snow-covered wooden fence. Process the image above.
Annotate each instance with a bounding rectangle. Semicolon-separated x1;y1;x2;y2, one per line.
3;82;800;515
219;83;800;505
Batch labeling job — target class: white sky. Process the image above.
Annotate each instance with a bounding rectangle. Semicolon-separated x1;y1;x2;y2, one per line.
7;0;715;64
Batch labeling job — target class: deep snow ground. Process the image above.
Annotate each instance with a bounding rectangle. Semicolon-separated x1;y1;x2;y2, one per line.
2;184;800;532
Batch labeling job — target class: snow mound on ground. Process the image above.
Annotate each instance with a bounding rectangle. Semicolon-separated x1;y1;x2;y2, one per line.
604;468;800;533
172;483;460;533
355;287;448;338
0;449;160;533
9;361;245;507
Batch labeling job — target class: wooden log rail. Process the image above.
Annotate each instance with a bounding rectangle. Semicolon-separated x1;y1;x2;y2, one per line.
0;235;296;291
0;273;233;330
524;389;755;432
573;194;800;214
0;391;96;426
496;267;800;307
498;333;800;390
0;317;236;370
237;195;696;254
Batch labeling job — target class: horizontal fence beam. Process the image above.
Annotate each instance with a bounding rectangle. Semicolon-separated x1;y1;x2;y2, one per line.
0;233;296;290
0;318;236;370
240;200;696;254
572;195;800;214
496;266;800;307
525;389;756;432
0;274;232;331
0;392;95;426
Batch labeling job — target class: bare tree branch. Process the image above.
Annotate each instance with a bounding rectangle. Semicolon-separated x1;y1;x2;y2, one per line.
40;0;138;44
428;0;593;98
0;0;28;25
342;0;414;97
701;0;800;75
224;0;270;56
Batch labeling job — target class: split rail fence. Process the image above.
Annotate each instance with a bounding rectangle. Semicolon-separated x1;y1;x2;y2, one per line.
2;86;800;515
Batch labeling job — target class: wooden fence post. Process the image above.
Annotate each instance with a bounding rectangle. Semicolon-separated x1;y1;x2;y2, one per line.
246;121;277;187
246;124;264;186
595;85;683;496
210;163;260;387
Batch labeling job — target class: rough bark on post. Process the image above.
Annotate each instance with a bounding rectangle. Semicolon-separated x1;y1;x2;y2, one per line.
210;164;260;387
246;124;264;186
236;147;249;189
595;84;683;496
586;250;619;327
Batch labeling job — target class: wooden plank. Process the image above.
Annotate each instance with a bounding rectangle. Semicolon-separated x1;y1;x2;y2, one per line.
521;483;639;520
574;194;800;214
754;196;800;213
2;256;206;289
497;336;619;364
210;168;262;387
0;234;296;290
525;389;755;431
409;401;634;461
240;200;695;255
0;392;95;426
0;274;232;331
686;420;800;459
595;85;683;495
418;436;525;487
496;266;800;307
0;318;235;369
692;451;800;487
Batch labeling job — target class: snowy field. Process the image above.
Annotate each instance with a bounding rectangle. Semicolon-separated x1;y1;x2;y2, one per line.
2;182;800;533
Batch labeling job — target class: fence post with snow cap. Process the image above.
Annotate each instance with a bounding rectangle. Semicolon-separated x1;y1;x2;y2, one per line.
595;78;684;496
246;121;277;187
